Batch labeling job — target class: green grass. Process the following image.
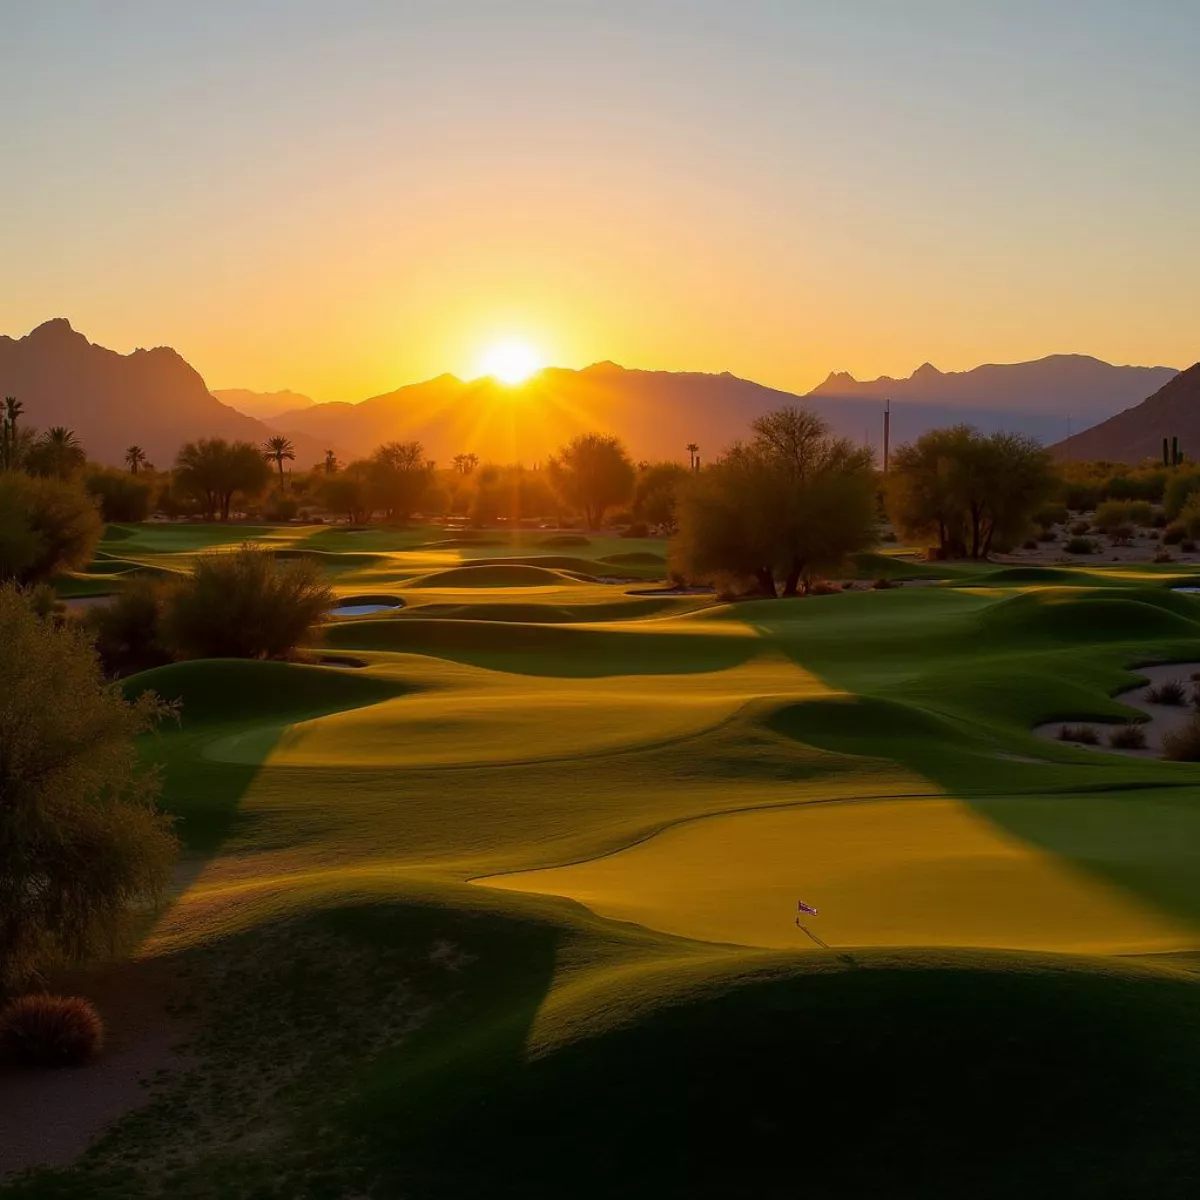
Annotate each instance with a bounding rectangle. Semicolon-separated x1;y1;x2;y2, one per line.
17;526;1200;1197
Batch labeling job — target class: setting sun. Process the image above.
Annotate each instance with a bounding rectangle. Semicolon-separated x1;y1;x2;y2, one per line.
478;338;544;385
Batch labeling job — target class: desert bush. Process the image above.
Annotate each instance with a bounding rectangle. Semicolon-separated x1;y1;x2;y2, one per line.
0;585;177;990
88;576;173;676
1153;550;1175;564
1094;500;1153;533
160;545;333;660
1064;537;1095;555
1162;716;1200;761
1033;503;1069;531
264;495;300;522
1146;678;1188;705
880;530;898;543
1057;724;1099;745
1152;510;1168;528
85;470;154;523
621;521;649;539
0;994;104;1067
1108;524;1135;546
872;578;895;590
1164;469;1200;519
807;581;842;596
1163;523;1186;545
1184;540;1198;553
1108;723;1147;750
1022;538;1038;550
1069;520;1091;536
0;472;102;585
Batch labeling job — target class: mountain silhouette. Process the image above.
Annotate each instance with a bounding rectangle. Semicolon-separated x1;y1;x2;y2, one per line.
212;388;317;421
1053;363;1200;463
266;356;1179;463
809;354;1177;419
0;320;329;468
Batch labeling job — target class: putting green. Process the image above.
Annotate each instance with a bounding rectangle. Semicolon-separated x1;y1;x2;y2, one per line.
480;795;1200;955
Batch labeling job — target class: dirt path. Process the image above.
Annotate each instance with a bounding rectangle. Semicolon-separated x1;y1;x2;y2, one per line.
0;956;188;1182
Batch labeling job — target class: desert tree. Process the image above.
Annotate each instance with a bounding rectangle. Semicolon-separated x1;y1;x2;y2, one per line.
367;441;433;524
0;471;103;584
686;443;699;472
887;425;1058;559
160;544;334;660
263;434;297;489
322;461;373;524
2;396;24;471
27;426;86;481
547;433;636;529
323;449;339;475
672;406;876;597
174;438;273;521
634;461;690;533
0;584;178;990
125;445;147;474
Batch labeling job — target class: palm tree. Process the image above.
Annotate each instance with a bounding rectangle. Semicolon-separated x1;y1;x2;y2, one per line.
686;443;699;472
466;452;479;473
3;396;23;470
40;426;85;480
125;444;147;474
323;449;338;475
262;435;296;488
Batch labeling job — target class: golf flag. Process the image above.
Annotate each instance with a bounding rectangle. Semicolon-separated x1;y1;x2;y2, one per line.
797;900;819;916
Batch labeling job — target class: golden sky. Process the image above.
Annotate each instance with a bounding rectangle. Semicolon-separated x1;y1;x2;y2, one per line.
2;2;1196;401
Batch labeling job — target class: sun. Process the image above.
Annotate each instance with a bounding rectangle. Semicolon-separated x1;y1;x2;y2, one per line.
478;338;543;385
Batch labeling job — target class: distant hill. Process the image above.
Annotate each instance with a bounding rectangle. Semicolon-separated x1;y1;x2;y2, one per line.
0;320;330;469
1053;363;1200;463
810;354;1177;420
270;355;1180;463
213;388;317;421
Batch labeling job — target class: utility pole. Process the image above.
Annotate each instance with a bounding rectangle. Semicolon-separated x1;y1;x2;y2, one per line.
883;398;891;474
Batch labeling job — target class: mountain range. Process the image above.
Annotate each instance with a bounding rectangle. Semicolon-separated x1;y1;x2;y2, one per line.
0;319;1184;467
0;319;329;468
267;355;1178;463
1053;363;1200;463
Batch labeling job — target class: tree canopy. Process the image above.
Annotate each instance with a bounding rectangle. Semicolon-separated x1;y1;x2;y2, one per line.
0;471;103;585
367;441;434;524
174;438;273;521
672;406;876;596
886;426;1058;559
547;433;635;529
0;585;177;990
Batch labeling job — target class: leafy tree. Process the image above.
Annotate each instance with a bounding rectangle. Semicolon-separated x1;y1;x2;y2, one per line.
0;584;177;990
672;406;875;597
321;462;373;524
85;469;155;523
634;461;690;532
367;441;433;524
26;426;86;481
887;426;1058;559
87;575;173;677
125;445;148;474
174;438;272;521
263;435;297;489
160;545;333;659
547;433;635;529
0;472;103;584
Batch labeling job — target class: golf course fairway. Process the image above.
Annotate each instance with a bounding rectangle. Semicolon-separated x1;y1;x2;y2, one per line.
12;524;1200;1199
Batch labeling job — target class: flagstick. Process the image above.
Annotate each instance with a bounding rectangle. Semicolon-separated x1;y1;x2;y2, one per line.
795;917;830;950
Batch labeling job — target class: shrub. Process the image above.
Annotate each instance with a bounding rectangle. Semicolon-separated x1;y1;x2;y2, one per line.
1057;724;1099;745
620;521;649;539
1164;468;1200;519
160;545;333;660
1184;540;1197;554
807;581;842;596
872;578;895;590
1163;716;1200;761
1064;537;1094;555
0;995;104;1067
1034;503;1069;531
264;495;300;522
1108;524;1134;546
85;470;154;523
0;472;102;585
1152;510;1168;529
1108;723;1147;750
880;530;898;543
1022;539;1038;550
88;576;173;676
1069;520;1091;537
1146;678;1188;705
1163;523;1186;545
0;585;177;990
1153;550;1174;564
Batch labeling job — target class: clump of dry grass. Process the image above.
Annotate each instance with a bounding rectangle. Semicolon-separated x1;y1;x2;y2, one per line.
1146;679;1188;706
1163;717;1200;761
1057;724;1099;745
0;994;104;1067
1108;723;1147;750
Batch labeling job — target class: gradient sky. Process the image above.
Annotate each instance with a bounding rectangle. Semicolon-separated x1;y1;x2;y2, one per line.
2;1;1197;400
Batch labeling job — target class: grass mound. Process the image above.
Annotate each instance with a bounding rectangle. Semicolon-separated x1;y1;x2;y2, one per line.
765;693;976;752
122;658;405;725
409;564;590;589
980;588;1200;643
599;551;666;565
100;524;137;542
983;566;1094;585
540;534;592;548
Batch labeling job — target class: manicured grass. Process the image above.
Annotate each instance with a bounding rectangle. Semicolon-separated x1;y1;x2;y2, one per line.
17;531;1200;1197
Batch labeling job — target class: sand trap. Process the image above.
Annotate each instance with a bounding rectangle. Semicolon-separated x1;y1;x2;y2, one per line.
1033;661;1200;758
330;595;404;617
